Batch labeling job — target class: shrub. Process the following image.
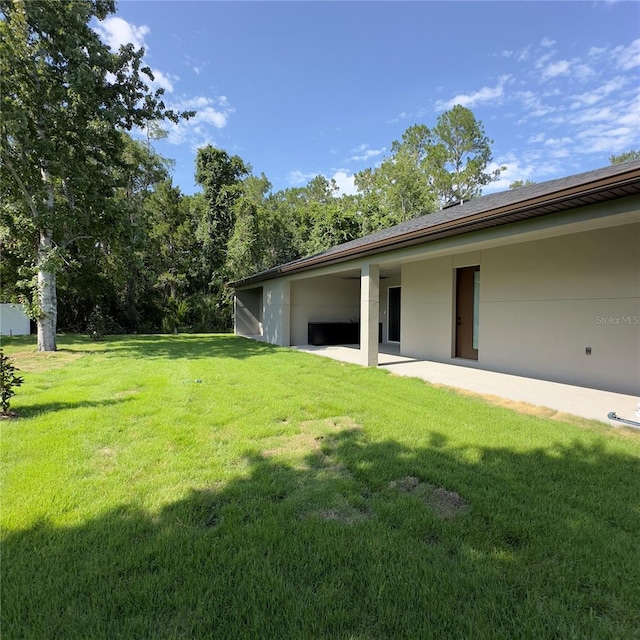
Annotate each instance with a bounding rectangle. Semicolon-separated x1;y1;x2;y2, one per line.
0;349;23;416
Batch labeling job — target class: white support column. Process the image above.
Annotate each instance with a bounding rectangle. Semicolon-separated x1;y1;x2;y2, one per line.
360;263;379;367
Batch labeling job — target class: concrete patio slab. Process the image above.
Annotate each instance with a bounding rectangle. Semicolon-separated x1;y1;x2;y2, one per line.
292;344;640;428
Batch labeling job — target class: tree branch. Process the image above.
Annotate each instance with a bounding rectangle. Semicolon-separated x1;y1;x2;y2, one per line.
0;150;39;219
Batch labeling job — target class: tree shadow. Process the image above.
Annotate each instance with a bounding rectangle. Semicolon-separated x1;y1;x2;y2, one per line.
93;334;280;361
15;397;134;419
2;334;280;362
2;427;638;639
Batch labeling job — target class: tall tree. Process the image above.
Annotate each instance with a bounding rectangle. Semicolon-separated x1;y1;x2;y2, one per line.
425;105;502;206
355;125;438;232
194;146;250;290
0;0;191;350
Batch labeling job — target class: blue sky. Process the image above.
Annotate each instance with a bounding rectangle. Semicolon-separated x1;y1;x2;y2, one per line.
94;0;640;197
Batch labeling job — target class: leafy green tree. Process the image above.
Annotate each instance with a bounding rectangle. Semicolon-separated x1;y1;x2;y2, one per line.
509;179;536;189
194;146;251;327
258;190;301;269
303;199;361;255
425;105;502;206
354;107;500;228
220;173;274;281
48;133;173;334
225;197;262;283
610;150;640;164
195;146;250;274
355;125;438;232
0;0;191;350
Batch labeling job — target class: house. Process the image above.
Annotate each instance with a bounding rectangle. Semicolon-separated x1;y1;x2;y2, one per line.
233;161;640;396
0;304;31;336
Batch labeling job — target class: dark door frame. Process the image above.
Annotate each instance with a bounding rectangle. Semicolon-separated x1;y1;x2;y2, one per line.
387;285;401;343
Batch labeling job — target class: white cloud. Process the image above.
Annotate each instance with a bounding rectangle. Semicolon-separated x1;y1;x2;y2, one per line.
542;59;571;79
164;96;235;146
515;91;558;121
348;145;386;162
571;104;618;125
330;170;357;196
535;51;555;69
490;33;639;182
484;154;564;194
516;46;531;62
436;75;510;110
588;46;608;59
541;37;556;48
386;111;408;124
149;68;177;94
287;170;319;187
544;137;572;146
543;137;573;158
572;64;595;81
284;169;357;195
94;16;149;51
94;17;177;95
175;96;212;110
617;38;640;70
573;94;640;153
570;77;627;108
575;123;638;153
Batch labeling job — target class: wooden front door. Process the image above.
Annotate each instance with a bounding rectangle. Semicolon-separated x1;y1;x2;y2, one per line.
455;266;480;360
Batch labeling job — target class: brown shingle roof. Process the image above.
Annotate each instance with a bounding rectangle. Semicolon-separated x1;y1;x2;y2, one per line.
233;160;640;287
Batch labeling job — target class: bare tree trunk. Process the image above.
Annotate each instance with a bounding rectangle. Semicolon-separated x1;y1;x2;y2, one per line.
37;227;57;351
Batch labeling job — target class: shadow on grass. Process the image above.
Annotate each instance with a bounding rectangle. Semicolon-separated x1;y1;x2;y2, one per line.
3;425;639;639
97;334;280;361
2;334;280;362
15;397;134;419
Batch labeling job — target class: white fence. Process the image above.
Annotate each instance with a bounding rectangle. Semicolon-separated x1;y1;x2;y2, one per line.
0;304;31;336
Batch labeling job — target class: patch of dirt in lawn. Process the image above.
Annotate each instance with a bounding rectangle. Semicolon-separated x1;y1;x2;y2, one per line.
263;417;370;525
388;476;470;520
262;416;362;460
94;446;119;473
262;432;319;458
8;349;84;372
312;505;369;526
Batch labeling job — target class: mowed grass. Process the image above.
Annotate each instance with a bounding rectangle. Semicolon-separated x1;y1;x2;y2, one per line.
1;334;639;639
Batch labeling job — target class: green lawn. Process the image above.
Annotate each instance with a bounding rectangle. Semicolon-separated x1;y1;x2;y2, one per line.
1;334;639;639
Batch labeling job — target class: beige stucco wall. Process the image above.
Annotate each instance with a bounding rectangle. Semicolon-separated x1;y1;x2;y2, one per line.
235;288;262;337
402;222;640;394
290;275;360;345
